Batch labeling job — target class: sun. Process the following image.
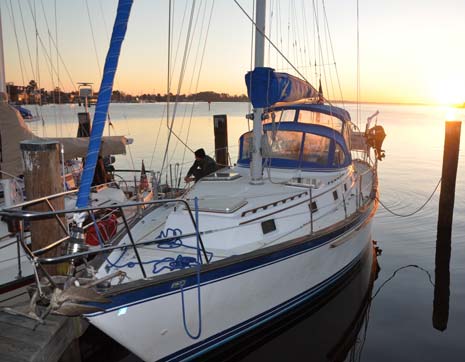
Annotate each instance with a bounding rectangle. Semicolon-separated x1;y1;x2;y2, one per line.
434;79;465;106
445;107;458;121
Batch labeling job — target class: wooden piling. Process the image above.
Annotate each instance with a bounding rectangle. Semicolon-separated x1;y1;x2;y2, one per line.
213;114;228;167
20;140;66;276
77;112;91;137
433;121;461;331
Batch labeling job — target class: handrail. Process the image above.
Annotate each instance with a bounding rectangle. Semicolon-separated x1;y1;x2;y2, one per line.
0;197;210;267
8;181;120;210
37;230;202;264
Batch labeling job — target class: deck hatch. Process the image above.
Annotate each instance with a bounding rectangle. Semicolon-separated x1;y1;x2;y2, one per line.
202;172;242;181
286;177;322;188
186;197;247;213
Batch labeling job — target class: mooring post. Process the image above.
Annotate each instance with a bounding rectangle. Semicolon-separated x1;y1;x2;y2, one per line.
213;114;228;167
77;112;91;137
20;140;66;275
433;121;461;331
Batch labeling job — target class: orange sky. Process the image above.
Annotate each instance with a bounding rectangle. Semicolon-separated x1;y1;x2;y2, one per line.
2;0;465;105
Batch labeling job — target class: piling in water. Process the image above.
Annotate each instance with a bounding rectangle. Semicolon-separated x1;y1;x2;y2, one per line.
213;114;228;167
433;121;461;331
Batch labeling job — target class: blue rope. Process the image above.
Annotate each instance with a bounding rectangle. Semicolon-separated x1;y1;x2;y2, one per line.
105;227;213;271
180;196;203;339
102;200;206;339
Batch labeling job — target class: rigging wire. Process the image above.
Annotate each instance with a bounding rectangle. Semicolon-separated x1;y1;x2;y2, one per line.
300;0;312;80
160;0;173;182
233;0;324;102
356;0;361;127
159;0;197;182
85;0;102;77
169;0;190;89
6;0;27;88
247;0;255;131
23;0;77;94
98;1;111;42
149;1;190;171
39;0;54;95
169;0;211;167
322;0;344;105
167;0;205;165
18;1;37;82
179;0;215;177
39;0;58;135
320;0;336;102
29;0;46;132
54;0;63;136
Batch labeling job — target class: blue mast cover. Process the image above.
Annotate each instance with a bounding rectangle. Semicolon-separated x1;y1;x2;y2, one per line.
76;0;133;208
245;67;318;108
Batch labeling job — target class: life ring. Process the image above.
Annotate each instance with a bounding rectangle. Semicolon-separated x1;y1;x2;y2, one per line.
85;214;118;246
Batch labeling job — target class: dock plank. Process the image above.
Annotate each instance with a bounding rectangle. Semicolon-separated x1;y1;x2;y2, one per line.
0;334;41;362
0;311;88;362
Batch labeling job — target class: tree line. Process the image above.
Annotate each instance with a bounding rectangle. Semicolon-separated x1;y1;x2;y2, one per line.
6;81;249;105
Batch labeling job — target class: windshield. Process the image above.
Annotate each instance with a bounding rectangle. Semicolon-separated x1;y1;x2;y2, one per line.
265;130;302;160
239;128;347;168
297;110;343;132
263;109;296;124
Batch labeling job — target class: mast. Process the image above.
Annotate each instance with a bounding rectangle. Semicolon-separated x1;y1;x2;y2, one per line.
250;0;266;185
0;7;7;102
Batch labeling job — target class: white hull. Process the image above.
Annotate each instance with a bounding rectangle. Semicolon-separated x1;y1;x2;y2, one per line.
87;203;375;361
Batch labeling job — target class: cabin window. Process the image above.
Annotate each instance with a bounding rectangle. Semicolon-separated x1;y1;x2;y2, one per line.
241;131;253;159
310;201;318;212
333;190;339;200
302;134;330;165
297;110;343;132
265;130;302;160
333;143;346;167
262;219;277;234
264;109;296;124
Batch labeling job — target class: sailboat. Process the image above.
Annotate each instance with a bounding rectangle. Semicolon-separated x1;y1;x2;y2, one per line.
0;0;386;361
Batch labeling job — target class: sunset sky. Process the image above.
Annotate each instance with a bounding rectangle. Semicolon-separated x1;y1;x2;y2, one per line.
2;0;465;105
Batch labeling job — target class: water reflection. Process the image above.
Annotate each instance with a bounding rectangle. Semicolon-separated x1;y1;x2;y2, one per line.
200;244;380;362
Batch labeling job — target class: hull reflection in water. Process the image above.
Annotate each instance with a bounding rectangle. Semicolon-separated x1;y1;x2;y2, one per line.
201;244;379;362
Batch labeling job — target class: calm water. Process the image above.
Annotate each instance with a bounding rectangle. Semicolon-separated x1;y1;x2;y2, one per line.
29;102;465;361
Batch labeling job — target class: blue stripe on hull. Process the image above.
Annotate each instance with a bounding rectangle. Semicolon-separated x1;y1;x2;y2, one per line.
162;246;367;362
87;204;374;315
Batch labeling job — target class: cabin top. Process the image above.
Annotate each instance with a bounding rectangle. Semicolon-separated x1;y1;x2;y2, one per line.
238;104;352;170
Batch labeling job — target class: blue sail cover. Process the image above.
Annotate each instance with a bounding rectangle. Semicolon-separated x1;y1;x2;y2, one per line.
245;67;318;108
76;0;133;208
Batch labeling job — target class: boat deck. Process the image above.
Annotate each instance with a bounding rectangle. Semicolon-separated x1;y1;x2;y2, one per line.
96;161;374;283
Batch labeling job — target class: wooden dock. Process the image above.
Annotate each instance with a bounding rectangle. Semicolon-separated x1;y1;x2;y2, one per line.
0;287;88;362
